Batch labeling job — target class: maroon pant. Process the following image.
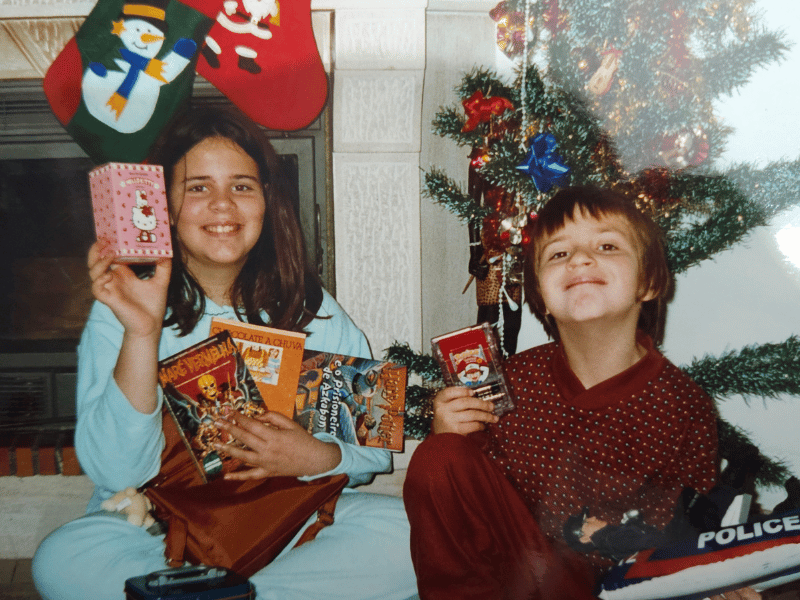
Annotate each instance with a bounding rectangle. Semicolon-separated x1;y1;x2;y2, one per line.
403;433;598;600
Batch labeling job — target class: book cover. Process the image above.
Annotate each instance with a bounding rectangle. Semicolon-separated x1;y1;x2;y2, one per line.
157;330;265;482
294;351;407;452
431;322;515;416
209;317;306;419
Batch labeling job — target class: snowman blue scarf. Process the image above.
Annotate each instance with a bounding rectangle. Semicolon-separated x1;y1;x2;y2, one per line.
116;46;165;100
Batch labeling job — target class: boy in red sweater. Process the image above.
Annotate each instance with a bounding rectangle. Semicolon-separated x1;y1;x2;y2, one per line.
403;186;759;600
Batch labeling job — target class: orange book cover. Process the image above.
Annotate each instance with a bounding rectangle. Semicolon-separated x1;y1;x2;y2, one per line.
209;317;306;419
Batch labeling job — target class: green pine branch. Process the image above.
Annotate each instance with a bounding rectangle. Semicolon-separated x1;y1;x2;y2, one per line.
422;169;490;226
717;418;790;489
384;342;442;382
726;159;800;218
431;106;474;144
385;343;440;440
663;174;767;273
702;32;792;97
455;68;518;104
681;337;800;402
403;384;436;440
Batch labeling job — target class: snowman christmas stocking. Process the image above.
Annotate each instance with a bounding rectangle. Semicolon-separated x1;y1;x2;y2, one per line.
188;0;328;131
43;0;213;163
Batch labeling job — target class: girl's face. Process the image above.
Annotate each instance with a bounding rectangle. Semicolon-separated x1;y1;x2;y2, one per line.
169;136;266;278
535;208;654;330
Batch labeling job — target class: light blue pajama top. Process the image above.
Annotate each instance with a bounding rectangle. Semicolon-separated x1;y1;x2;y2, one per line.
75;289;388;513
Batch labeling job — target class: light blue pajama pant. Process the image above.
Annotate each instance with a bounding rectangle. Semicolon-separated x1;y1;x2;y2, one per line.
32;490;419;600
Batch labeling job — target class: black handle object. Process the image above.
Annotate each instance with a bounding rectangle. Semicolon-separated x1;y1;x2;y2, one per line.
145;565;226;589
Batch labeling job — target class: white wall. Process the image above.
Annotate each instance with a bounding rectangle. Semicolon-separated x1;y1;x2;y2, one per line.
421;2;500;348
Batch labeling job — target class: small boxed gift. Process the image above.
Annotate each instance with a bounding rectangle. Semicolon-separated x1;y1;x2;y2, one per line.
89;162;173;263
431;322;515;417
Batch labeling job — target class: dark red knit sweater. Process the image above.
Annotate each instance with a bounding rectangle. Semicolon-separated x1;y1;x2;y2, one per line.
482;334;718;567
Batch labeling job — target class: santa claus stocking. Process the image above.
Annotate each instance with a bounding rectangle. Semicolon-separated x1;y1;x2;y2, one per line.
43;0;213;163
186;0;328;131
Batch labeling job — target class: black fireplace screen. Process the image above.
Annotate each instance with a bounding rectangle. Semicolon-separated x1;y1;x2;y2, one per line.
0;81;331;437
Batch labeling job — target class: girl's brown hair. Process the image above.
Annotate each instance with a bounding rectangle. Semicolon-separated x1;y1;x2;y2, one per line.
148;106;323;336
523;185;673;344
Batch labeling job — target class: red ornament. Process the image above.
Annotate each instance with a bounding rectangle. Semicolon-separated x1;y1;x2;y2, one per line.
659;127;709;169
637;168;675;205
490;1;531;58
485;186;508;213
462;90;514;133
471;151;491;169
542;0;567;35
481;213;506;253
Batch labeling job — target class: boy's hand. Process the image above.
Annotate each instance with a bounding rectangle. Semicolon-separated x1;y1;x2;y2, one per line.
431;386;499;436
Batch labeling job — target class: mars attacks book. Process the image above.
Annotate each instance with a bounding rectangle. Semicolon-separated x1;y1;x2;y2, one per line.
209;317;306;420
294;351;407;452
157;330;265;482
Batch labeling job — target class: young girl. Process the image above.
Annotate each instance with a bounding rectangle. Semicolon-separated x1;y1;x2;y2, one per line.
403;186;759;600
32;107;417;600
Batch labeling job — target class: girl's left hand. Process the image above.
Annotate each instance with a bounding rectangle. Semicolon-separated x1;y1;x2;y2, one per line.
214;411;342;479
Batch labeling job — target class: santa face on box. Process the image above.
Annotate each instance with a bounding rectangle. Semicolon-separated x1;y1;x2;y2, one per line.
457;357;490;387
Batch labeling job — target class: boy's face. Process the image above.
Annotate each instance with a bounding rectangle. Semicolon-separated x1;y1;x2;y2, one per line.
535;208;655;330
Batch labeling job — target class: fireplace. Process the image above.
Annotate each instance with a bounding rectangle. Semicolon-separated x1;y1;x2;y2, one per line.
0;79;332;433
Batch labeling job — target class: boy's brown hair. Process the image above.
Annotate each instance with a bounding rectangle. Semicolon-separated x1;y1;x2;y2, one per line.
523;185;673;344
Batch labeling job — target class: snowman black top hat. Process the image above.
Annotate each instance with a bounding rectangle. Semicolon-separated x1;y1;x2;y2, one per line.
118;0;169;31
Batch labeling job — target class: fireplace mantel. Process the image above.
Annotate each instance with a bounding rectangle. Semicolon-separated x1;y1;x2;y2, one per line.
0;0;435;357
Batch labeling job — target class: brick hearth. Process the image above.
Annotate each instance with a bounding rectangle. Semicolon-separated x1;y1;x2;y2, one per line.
0;431;81;477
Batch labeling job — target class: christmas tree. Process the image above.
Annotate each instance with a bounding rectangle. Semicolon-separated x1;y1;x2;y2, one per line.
395;0;800;500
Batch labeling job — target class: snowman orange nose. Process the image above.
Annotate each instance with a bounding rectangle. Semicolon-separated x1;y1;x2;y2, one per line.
140;32;165;44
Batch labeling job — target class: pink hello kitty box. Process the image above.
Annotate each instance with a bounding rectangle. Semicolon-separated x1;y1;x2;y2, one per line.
89;163;173;263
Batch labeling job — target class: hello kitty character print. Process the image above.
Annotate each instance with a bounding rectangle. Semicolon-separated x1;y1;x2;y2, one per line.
132;189;158;242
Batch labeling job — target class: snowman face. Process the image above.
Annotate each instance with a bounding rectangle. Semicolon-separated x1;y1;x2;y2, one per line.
118;18;165;58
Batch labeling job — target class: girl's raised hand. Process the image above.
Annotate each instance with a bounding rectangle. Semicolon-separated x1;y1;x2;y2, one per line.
214;411;342;480
431;386;499;436
88;239;171;338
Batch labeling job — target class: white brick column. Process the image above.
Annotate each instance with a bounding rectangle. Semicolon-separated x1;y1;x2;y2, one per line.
322;1;426;357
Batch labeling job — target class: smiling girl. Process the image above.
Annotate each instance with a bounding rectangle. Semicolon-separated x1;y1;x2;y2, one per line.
32;107;416;600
